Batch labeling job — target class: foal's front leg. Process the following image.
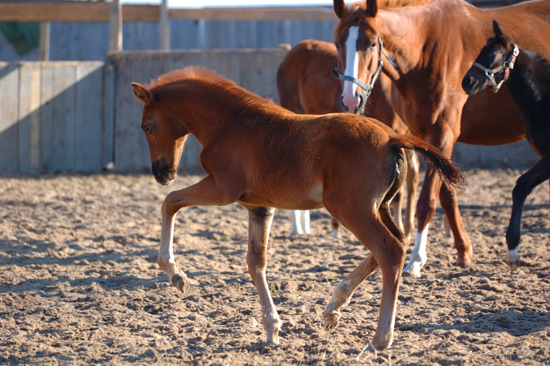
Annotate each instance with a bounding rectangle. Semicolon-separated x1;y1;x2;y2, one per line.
245;206;282;344
506;154;550;269
159;175;233;292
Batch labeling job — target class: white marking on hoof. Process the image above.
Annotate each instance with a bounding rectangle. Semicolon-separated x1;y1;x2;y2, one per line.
508;248;520;271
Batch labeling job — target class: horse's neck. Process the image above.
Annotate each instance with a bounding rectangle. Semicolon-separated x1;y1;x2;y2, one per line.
507;50;550;121
378;0;472;77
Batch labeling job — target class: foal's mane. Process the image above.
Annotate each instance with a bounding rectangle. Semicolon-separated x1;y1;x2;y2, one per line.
147;66;280;111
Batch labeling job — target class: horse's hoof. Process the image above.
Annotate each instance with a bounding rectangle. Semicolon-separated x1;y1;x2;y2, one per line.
171;273;190;293
402;262;423;278
323;312;340;330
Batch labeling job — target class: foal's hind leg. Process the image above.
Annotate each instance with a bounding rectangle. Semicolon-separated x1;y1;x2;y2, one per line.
325;205;406;349
506;154;550;270
324;255;379;329
245;206;282;344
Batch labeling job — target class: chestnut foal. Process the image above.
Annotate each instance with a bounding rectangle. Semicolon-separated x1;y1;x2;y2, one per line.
132;66;463;348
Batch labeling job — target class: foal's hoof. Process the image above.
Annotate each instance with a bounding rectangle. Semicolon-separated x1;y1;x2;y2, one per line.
323;313;341;330
171;273;190;293
457;254;473;267
507;249;520;271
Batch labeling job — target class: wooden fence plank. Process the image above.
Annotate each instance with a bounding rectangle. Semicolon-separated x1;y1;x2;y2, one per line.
0;63;19;173
75;63;104;172
17;63;42;173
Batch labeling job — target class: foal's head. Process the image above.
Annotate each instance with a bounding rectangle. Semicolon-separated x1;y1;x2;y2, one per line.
462;20;519;95
333;0;385;114
132;82;188;185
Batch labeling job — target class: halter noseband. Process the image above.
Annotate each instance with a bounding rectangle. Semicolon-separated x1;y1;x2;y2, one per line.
334;36;398;114
472;44;519;92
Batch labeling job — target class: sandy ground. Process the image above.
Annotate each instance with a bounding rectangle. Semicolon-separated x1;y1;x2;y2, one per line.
1;167;549;365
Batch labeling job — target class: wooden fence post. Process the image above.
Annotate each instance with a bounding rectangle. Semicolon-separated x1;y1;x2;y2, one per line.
109;0;122;52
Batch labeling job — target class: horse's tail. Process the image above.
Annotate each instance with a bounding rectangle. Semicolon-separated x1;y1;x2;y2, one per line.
390;135;465;190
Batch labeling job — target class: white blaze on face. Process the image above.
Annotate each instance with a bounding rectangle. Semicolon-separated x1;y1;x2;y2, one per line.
341;26;361;112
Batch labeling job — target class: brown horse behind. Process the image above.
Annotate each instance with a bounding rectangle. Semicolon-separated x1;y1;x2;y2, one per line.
131;66;464;348
277;39;419;237
332;0;550;277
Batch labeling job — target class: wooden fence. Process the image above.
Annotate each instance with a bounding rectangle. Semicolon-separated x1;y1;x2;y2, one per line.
0;61;110;173
0;49;538;174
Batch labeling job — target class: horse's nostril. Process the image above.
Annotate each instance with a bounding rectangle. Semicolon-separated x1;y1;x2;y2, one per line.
340;96;349;112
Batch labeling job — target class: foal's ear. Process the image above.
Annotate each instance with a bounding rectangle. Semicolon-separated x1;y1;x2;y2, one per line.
131;82;152;105
366;0;378;17
333;0;347;19
492;20;504;38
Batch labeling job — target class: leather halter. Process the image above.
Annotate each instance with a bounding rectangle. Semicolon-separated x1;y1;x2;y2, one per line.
472;44;519;92
334;36;398;114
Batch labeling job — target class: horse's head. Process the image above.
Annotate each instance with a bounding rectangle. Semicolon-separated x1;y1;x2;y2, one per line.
333;0;386;115
462;20;519;95
132;82;188;186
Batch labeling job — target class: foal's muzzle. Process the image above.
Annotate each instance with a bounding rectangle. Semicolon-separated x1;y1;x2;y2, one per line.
152;159;177;185
462;73;482;95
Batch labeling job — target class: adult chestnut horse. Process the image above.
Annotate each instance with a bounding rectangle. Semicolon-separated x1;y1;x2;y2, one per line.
131;66;464;348
463;20;550;270
277;39;419;237
333;0;550;277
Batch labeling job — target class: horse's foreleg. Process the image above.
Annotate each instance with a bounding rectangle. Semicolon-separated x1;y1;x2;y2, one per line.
323;254;378;329
289;210;303;235
439;183;472;266
404;150;419;236
403;164;441;277
302;210;311;234
159;175;233;293
506;154;550;270
246;206;281;344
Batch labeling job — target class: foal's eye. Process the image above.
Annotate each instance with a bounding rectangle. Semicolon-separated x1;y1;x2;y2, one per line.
369;40;377;50
142;123;153;134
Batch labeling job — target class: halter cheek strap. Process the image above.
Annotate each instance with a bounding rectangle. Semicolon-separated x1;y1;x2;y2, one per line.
472;44;519;92
335;36;398;110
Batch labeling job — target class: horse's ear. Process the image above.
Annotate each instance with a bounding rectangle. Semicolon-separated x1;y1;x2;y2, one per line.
132;82;152;105
333;0;347;19
366;0;378;17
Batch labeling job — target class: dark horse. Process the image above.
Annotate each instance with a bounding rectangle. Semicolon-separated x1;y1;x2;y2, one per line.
332;0;550;277
277;39;419;237
132;66;463;348
463;20;550;270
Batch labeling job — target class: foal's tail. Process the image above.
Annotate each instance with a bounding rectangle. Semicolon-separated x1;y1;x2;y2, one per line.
390;135;465;190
